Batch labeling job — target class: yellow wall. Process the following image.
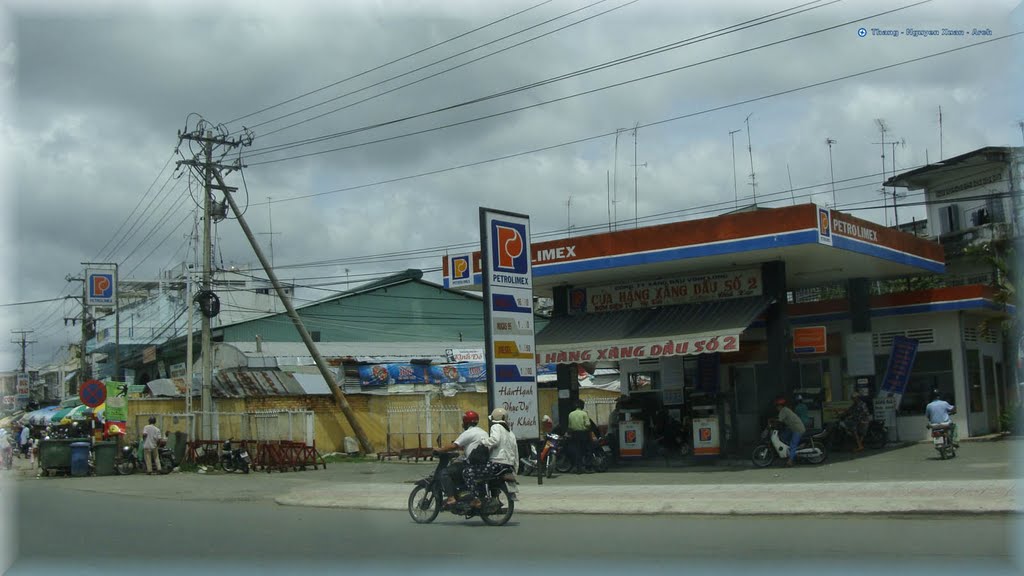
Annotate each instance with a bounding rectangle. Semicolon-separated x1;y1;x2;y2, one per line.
125;388;620;454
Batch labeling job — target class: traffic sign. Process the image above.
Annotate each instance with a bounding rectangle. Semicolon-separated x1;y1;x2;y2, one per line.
80;379;107;408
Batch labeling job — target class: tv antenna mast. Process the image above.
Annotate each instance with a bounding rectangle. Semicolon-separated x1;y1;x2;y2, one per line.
826;138;837;207
745;114;758;205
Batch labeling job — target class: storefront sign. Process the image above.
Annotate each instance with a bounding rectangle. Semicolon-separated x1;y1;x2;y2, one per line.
143;346;157;364
448;253;474;288
618;420;644;458
873;396;897;428
539;333;740;365
445;348;484;363
85;269;117;307
831;218;880;243
481;208;538;440
577;269;762;314
169;362;187;378
15;373;29;397
817;205;833;246
793;326;827;354
879;336;919;401
692;416;720;456
105;381;129;422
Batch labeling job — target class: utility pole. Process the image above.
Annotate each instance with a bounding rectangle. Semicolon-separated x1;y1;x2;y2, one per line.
64;274;87;394
210;165;376;454
10;330;36;373
729;129;741;209
178;116;375;453
745;114;758;205
891;139;906;227
826;138;837;207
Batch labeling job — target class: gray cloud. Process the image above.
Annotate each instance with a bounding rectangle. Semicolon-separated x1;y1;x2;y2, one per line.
2;0;1021;367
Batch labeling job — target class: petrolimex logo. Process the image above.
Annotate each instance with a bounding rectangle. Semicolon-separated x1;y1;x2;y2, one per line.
817;206;833;246
491;219;528;275
449;253;472;287
86;270;116;305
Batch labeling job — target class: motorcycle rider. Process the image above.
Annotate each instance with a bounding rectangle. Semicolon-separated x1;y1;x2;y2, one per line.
773;397;805;467
925;390;959;447
839;395;870;452
434;410;487;508
463;408;519;509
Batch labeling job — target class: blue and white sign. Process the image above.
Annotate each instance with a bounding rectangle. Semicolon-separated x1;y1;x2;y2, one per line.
481;208;538;440
448;253;474;288
880;336;919;404
86;269;117;306
816;205;833;246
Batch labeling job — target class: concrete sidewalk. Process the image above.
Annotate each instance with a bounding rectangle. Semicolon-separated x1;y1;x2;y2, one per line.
275;478;1021;516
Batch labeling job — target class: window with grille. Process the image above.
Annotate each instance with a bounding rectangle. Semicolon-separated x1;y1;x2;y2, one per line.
872;328;935;348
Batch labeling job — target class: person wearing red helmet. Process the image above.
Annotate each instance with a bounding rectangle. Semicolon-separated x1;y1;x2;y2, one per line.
773;397;806;466
435;410;487;508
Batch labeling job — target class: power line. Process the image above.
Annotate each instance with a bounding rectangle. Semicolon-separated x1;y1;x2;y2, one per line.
246;30;1020;203
243;0;836;159
0;296;71;308
241;0;621;137
224;0;556;125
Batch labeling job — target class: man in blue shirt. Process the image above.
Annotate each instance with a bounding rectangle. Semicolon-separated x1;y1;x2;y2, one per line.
925;390;958;447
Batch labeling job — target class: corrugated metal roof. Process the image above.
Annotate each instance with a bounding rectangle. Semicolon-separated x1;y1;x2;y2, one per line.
536;295;773;347
146;378;193;398
228;341;484;365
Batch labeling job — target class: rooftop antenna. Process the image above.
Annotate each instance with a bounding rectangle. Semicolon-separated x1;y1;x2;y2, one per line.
873;118;890;226
938;106;943;160
745;114;758;205
1017;120;1024;146
606;170;612;232
257;196;281;268
890;138;907;227
632;122;646;229
566;194;573;238
787;163;796;205
729;129;741;209
826;138;837;207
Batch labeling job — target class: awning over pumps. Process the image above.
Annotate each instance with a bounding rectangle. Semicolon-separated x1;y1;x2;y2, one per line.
536;295;772;365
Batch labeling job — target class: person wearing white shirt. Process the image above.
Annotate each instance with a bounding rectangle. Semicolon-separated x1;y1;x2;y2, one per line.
463;408;519;508
434;410;488;507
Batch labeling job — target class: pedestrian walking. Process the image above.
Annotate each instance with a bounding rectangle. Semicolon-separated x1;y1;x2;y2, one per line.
142;416;163;475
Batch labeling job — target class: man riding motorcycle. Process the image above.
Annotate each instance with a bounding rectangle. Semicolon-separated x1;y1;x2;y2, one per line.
434;410;487;508
925;390;959;447
463;408;519;509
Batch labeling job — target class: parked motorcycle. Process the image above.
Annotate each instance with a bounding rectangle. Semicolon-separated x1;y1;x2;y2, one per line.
820;418;888;451
928;422;957;459
751;422;827;467
114;444;139;475
157;439;175;474
555;431;610;473
219;439;251;474
408;452;517;526
520;433;560;478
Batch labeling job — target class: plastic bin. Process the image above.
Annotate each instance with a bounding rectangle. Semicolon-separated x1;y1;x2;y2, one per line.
92;441;116;476
70;442;91;477
38;438;89;474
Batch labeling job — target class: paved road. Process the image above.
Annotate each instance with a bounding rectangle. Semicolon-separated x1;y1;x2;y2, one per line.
6;482;1021;576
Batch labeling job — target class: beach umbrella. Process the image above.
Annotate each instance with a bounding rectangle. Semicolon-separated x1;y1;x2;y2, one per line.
27;406;60;426
49;407;75;423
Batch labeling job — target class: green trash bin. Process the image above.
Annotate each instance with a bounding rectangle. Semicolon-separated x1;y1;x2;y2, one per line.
38;438;88;475
92;441;116;476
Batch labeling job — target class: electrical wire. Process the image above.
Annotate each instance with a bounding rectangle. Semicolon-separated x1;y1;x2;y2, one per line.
224;0;556;126
239;0;619;136
244;0;830;156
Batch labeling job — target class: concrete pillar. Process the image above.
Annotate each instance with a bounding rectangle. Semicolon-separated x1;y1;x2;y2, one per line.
551;286;579;428
762;261;791;406
848;277;874;396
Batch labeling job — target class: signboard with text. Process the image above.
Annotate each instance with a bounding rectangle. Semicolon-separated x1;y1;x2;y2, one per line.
448;253;474;288
86;269;117;306
105;381;129;422
793;326;827;354
879;336;919;405
539;333;740;365
481;208;538;440
574;268;762;314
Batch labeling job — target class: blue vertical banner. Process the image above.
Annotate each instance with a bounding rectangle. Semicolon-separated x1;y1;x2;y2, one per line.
879;336;919;398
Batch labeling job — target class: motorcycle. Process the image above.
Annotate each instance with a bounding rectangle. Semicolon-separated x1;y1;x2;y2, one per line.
928;422;957;459
408;452;518;526
520;433;560;478
555;431;610;473
156;439;176;474
219;439;251;474
820;418;888;451
751;422;828;467
115;444;139;475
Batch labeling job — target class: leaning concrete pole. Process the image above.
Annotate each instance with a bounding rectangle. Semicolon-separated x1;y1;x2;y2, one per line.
212;169;375;454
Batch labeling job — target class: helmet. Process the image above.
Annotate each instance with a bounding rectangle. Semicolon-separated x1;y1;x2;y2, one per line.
461;411;479;427
774;397;787;407
489;408;507;423
542;415;553;424
108;425;123;435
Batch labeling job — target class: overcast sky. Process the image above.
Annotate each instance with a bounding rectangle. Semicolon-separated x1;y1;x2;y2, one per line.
1;0;1021;371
